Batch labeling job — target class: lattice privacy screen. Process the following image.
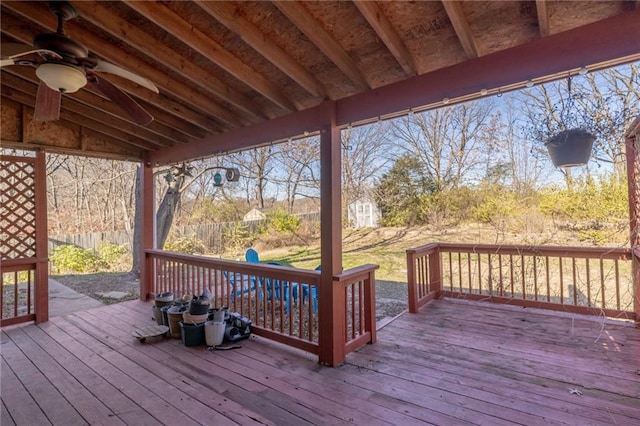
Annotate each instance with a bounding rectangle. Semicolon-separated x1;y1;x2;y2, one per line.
1;157;37;260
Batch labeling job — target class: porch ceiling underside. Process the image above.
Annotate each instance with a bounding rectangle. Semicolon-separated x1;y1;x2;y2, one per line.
1;1;639;162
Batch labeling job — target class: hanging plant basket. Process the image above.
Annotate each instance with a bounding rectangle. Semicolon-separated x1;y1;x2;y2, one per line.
544;128;596;167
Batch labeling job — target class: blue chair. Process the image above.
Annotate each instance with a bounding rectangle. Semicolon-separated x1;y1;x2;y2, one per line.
302;265;320;313
245;248;260;263
224;248;262;300
264;261;298;314
224;270;257;300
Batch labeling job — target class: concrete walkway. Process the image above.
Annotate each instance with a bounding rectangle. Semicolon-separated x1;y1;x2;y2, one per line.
48;278;103;317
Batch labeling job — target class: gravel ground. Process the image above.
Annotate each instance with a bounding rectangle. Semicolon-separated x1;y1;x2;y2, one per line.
53;273;409;319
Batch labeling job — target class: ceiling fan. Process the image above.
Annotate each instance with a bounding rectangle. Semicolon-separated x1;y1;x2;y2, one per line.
1;0;158;125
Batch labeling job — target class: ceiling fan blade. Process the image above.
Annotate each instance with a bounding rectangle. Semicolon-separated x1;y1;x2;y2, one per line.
1;43;61;67
33;81;61;122
91;59;159;93
90;74;154;126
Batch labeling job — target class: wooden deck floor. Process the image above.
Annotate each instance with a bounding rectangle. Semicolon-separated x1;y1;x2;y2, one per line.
2;298;639;425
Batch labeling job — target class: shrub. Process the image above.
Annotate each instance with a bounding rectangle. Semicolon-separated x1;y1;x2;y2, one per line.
50;245;102;273
263;208;301;234
96;241;130;271
221;223;253;252
163;235;206;254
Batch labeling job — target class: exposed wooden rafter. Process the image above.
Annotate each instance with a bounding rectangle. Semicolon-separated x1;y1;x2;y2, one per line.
195;1;328;99
353;1;417;76
273;1;371;91
441;0;480;58
536;0;551;36
124;0;298;112
1;74;165;151
73;2;268;122
1;1;636;160
2;1;239;130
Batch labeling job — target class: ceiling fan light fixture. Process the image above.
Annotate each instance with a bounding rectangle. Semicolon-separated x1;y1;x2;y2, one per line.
36;62;87;93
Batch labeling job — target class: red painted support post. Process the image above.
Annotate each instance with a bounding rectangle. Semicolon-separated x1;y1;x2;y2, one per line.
364;270;377;344
318;102;345;366
625;118;640;325
139;160;156;301
34;150;48;324
429;247;442;298
407;249;418;313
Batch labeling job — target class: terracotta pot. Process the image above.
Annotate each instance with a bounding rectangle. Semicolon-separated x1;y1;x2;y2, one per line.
545;128;595;167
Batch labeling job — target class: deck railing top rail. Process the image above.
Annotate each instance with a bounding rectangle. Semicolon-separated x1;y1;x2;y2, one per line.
406;242;636;321
408;242;631;260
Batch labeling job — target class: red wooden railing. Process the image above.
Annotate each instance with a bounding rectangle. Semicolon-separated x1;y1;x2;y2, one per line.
633;247;640;322
1;259;38;326
407;243;636;320
145;250;377;363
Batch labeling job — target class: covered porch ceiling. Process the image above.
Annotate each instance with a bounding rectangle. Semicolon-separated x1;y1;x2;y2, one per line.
1;1;639;164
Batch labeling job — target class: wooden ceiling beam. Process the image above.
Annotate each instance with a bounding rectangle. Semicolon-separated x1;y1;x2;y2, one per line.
194;0;327;99
149;102;331;166
150;9;640;165
353;1;417;76
536;0;551;37
98;77;223;135
441;0;480;58
73;1;267;121
274;1;371;91
1;73;169;150
2;1;242;129
338;10;640;126
0;137;142;161
3;67;193;145
124;0;297;112
1;89;156;152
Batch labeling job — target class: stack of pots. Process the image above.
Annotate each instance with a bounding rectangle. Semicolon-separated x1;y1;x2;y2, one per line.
152;292;174;326
179;296;210;346
204;307;227;347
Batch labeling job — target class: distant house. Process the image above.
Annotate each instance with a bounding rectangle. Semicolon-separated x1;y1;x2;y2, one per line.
347;197;380;229
243;208;267;222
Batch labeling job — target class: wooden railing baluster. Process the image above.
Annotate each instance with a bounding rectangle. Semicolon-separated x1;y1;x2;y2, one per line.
407;243;635;320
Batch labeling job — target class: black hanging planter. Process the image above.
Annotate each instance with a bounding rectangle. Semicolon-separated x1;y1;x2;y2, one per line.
544;128;596;167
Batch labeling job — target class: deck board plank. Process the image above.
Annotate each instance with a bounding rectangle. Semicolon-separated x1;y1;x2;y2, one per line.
0;348;51;426
2;298;639;426
91;302;372;425
1;329;86;425
6;326;125;426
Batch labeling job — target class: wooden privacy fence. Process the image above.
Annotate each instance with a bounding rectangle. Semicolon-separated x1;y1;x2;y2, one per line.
48;212;321;254
145;250;377;365
407;243;637;321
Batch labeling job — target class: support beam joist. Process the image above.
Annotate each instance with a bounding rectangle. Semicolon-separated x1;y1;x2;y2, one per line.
195;0;327;99
73;1;268;121
2;2;242;129
337;10;640;128
354;0;417;76
1;73;170;149
536;0;551;37
441;0;480;58
124;0;297;112
274;1;371;92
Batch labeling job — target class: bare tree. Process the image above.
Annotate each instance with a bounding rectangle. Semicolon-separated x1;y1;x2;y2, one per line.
392;101;495;191
228;147;276;209
271;137;320;212
341;122;394;210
